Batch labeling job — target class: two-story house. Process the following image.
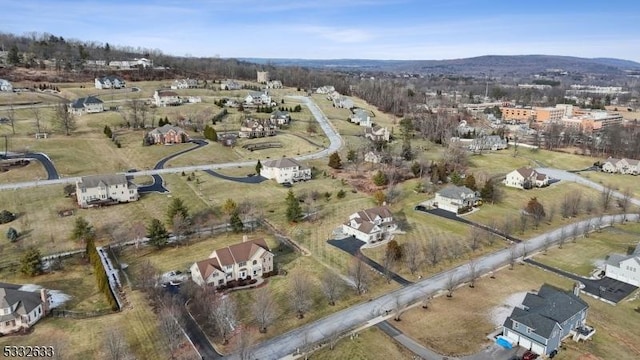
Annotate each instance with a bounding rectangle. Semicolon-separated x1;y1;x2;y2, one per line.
342;206;397;243
245;91;272;106
468;135;508;152
604;242;640;286
364;126;390;142
501;284;590;357
170;78;198;89
239;119;277;138
260;157;311;184
153;90;181;107
190;237;274;287
0;283;50;335
266;80;283;89
349;109;373;127
504;168;550;189
270;110;291;126
76;174;139;208
601;157;640;175
95;75;125;89
221;79;242;90
147;124;189;145
434;185;480;214
316;85;335;94
68;96;104;115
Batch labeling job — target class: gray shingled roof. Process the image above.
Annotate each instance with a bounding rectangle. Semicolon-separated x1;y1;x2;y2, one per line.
78;174;129;189
504;284;588;339
262;157;308;169
437;185;476;199
0;283;43;317
149;124;185;135
70;96;103;109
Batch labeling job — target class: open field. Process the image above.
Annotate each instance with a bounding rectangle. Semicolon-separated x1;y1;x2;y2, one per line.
578;171;640;199
312;326;414;360
0;160;48;183
534;224;640;276
524;148;597;170
0;291;175;360
394;262;640;360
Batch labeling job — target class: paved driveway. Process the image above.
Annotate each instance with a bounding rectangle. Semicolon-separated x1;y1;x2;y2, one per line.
4;152;60;180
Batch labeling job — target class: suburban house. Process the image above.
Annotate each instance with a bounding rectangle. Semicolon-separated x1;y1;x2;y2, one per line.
342;206;397;243
220;79;242;90
0;283;50;335
153;90;181;107
364;151;383;164
68;96;104;115
504;168;550;189
316;85;335;94
270;110;291;125
147;124;189;144
94;75;125;89
190;236;274;287
602;157;639;175
219;133;238;147
171;78;198;89
434;185;480;213
501;284;591;357
260;157;311;184
75;174;139;208
364;126;391;142
333;95;354;109
266;80;283;89
468;135;508;152
245;91;272;106
0;79;12;92
239;119;277;138
350;109;373;127
604;242;640;286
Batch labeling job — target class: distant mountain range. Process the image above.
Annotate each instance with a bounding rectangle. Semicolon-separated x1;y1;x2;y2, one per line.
239;55;640;76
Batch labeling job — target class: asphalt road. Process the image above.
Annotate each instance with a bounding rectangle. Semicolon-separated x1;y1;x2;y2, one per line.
3;152;60;180
230;213;639;360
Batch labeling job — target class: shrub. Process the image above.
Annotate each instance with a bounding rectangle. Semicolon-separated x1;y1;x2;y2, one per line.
6;227;19;242
0;210;16;224
337;189;346;199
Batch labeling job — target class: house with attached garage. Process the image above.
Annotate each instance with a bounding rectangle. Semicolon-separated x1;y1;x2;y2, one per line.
501;284;592;357
221;79;242;90
171;78;198;89
190;236;274;287
245;91;272;106
364;125;390;142
504;168;550;189
0;283;50;335
601;157;640;175
153;90;181;107
604;242;640;286
147;124;189;145
239;118;277;138
468;135;508;152
75;174;139;208
316;85;335;94
270;110;291;125
266;80;283;89
95;75;125;89
349;109;373;127
433;185;480;214
342;206;397;244
68;96;104;115
260;157;311;184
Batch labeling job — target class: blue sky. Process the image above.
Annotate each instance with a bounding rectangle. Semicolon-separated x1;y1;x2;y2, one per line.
2;0;639;61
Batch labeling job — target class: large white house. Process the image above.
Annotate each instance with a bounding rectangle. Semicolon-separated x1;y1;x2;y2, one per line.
245;91;272;105
604;243;640;286
350;109;373;127
0;283;49;335
68;96;104;115
342;206;397;243
0;79;13;92
260;158;311;184
190;237;274;287
95;75;125;89
76;174;139;208
504;168;550;189
602;157;639;175
153;90;181;107
171;78;198;89
221;79;242;90
434;185;480;214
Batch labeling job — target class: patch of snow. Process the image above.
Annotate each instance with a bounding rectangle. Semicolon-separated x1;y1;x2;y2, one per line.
488;291;528;327
48;290;71;309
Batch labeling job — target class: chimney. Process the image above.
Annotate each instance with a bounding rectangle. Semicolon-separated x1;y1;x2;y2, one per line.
573;282;581;297
243;235;248;243
40;289;50;315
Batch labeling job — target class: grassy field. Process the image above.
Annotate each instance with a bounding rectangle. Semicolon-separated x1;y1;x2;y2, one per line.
312;326;414;360
533;224;640;276
578;171;640;199
394;261;640;359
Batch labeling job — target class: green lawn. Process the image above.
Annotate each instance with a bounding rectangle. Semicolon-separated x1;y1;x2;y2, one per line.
579;171;640;199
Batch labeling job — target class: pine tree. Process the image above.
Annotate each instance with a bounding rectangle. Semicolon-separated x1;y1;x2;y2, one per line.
20;247;43;277
71;217;94;242
255;160;263;175
480;180;496;203
230;211;244;233
464;173;477;191
285;190;303;223
372;170;388;186
328;152;342;169
147;218;169;248
6;227;19;242
167;197;189;223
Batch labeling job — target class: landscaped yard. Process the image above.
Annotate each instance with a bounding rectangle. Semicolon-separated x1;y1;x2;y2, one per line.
533;224;640;276
312;326;414;360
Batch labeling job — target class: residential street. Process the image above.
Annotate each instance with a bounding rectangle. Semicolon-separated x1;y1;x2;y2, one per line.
233;213;639;360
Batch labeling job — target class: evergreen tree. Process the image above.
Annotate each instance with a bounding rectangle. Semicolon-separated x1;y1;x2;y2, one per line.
256;160;263;175
230;211;244;233
20;247;43;277
480;180;496;203
71;217;94;242
464;173;477;191
411;161;422;177
167;197;189;223
372;170;389;186
147;218;169;248
285;190;303;223
328;152;342;169
347;149;357;163
7;45;20;65
450;172;463;186
6;227;19;242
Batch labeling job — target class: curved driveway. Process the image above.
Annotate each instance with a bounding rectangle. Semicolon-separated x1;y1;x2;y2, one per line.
3;152;60;180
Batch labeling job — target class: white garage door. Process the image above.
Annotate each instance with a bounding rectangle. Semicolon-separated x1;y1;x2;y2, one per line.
519;337;532;350
531;342;545;355
505;330;520;344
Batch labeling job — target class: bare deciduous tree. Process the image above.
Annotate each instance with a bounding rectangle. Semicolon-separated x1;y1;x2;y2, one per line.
469;227;483;252
208;293;237;344
6;104;16;134
104;329;130;360
509;246;518;269
320;271;342;306
519;212;528;235
137;259;159;291
290;271;313;318
403;241;421;275
542;235;551;254
601;185;613;212
468;260;479;288
393;293;406;321
546;204;556;224
446;273;458;297
172;213;189;243
348;253;371;295
252;287;277;333
235;327;253;360
54;102;76;135
558;228;566;249
618;188;632;222
571;223;580;243
158;299;186;360
423;238;442;267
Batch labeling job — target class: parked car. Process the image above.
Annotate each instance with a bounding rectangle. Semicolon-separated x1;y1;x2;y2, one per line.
522;351;538;360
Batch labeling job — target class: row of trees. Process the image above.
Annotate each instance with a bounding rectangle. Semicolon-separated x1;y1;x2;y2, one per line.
86;238;119;311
